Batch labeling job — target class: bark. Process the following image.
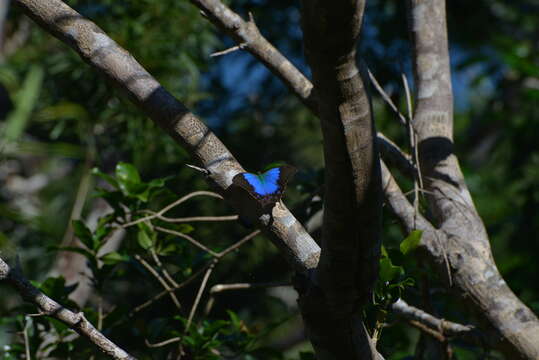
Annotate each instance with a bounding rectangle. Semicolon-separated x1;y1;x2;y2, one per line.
0;257;135;359
12;0;320;274
188;0;539;357
298;1;383;358
407;0;539;358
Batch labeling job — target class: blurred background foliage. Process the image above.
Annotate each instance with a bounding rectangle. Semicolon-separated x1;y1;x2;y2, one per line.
0;0;537;359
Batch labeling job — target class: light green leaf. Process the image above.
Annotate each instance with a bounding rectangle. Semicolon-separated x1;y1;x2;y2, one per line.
100;251;129;265
116;162;141;184
400;230;423;255
137;229;154;250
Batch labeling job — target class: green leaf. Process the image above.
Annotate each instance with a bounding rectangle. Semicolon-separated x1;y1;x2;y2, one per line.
379;257;403;283
116;162;141;184
174;223;194;234
100;251;130;265
137;228;154;250
91;168;119;189
227;310;241;327
72;220;93;250
114;162;152;201
400;230;423;255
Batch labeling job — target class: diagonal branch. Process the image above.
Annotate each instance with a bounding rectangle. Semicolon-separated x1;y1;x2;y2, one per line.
13;0;320;273
407;1;539;358
0;257;135;360
190;0;318;113
391;299;482;344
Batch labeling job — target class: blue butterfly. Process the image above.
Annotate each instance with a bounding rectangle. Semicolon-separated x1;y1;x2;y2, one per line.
232;165;296;210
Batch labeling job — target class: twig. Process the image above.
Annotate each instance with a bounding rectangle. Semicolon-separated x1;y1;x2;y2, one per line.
154;226;219;257
391;299;480;343
210;43;246;57
142;212;238;223
216;230;260;258
0;257;135;359
189;0;317;112
377;132;416;179
402;73;420;229
185;261;216;330
185;163;210;175
129;262;212;317
145;337;182;348
149;248;179;288
122;191;224;228
23;316;31;360
205;280;289;314
210;281;289;294
368;69;407;126
134;254;182;310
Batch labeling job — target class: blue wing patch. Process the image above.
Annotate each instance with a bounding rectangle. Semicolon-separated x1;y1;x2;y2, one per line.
242;167;280;196
232;165;296;209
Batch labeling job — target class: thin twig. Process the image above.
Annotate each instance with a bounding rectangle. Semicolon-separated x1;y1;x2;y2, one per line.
210;43;246;57
23;316;31;360
210;281;289;294
368;69;407;126
185;261;216;330
149;248;179;288
377;132;416;179
122;191;223;228
216;230;260;258
134;254;182;310
145;337;182;348
130;262;212;317
205;280;290;314
142;212;238;223
154;226;219;257
402;73;420;229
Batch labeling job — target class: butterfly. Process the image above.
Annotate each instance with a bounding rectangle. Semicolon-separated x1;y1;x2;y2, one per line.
232;165;297;210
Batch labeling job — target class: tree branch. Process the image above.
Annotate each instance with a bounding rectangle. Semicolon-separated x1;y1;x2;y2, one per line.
391;299;481;344
190;0;318;113
0;257;135;359
297;0;383;358
407;1;539;358
12;0;320;273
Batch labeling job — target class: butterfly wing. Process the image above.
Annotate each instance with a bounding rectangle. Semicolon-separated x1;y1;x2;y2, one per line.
232;165;296;209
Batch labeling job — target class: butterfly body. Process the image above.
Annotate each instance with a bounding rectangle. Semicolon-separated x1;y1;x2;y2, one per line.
232;165;296;210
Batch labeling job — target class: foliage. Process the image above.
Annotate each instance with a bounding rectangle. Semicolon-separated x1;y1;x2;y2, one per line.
0;0;537;358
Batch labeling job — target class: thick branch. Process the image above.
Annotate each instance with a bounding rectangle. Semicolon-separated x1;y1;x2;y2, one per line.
0;257;135;359
13;0;320;273
298;1;383;359
407;1;539;358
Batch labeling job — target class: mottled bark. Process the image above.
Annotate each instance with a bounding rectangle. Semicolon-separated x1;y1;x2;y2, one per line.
298;0;383;358
407;0;539;358
12;0;320;273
